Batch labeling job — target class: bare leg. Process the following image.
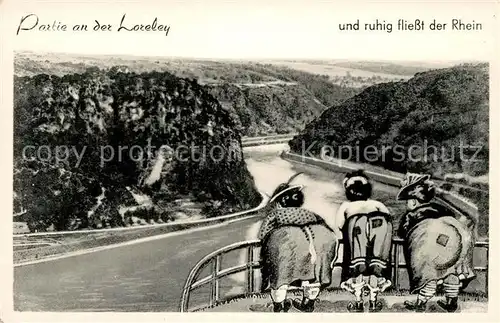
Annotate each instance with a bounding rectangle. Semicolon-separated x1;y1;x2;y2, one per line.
344;216;369;312
270;285;290;312
366;275;384;312
303;282;321;300
292;281;320;312
345;276;366;312
354;275;365;302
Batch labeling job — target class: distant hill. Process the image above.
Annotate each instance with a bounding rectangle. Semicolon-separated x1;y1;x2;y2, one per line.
257;60;456;87
16;53;455;137
13;52;377;136
330;61;455;76
290;63;489;179
205;76;359;136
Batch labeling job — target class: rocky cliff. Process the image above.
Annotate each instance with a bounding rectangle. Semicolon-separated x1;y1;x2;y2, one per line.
14;70;260;232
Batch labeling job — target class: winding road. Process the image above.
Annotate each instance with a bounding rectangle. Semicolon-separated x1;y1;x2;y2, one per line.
14;144;347;312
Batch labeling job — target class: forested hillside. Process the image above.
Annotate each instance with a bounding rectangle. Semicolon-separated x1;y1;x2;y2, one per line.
14;52;365;136
290;63;489;179
289;63;489;233
205;81;358;135
14;70;260;232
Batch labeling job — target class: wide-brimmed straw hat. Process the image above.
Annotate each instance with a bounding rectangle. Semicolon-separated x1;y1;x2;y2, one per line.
396;173;432;200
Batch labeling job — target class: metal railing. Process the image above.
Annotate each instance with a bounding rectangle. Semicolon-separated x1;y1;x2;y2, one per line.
241;133;298;142
13;236;62;249
242;138;293;147
14;192;269;239
180;238;489;312
280;151;485;216
180;239;262;312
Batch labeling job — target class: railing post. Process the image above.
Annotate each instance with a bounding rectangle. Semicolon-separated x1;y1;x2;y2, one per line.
393;244;400;291
247;245;254;294
485;246;489;296
210;255;221;307
180;285;190;312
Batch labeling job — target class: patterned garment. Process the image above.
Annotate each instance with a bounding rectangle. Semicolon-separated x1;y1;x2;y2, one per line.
260;223;339;290
400;202;454;235
341;210;393;282
399;202;476;292
257;207;324;240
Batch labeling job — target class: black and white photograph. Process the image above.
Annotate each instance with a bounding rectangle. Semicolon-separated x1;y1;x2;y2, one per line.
1;0;497;320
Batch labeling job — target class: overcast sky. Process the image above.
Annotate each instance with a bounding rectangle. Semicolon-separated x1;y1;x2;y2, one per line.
3;0;497;61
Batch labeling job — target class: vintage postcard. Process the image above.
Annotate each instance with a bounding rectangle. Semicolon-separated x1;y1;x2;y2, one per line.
0;0;498;322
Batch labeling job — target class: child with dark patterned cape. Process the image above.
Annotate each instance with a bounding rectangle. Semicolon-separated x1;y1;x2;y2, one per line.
254;173;341;313
397;173;476;313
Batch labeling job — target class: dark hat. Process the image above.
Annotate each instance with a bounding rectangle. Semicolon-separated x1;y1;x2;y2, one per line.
397;173;434;201
343;169;370;188
269;184;304;204
343;169;372;201
269;172;304;204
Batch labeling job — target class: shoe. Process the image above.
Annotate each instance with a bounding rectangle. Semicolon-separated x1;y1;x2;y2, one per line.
347;301;364;312
378;279;392;292
340;281;355;293
369;300;383;312
437;298;458;313
292;298;316;312
404;300;426;312
273;299;292;312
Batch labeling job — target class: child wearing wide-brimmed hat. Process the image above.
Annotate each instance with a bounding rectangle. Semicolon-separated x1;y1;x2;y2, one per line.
397;173;476;313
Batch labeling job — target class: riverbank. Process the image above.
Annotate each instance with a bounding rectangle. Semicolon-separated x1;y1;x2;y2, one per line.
13;193;267;266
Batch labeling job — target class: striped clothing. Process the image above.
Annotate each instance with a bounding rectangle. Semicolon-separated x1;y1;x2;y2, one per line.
337;200;393;282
